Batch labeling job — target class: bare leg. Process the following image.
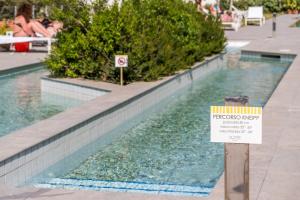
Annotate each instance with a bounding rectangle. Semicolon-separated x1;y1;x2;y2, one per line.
28;20;51;37
15;24;35;37
45;21;64;37
52;21;63;30
46;27;57;37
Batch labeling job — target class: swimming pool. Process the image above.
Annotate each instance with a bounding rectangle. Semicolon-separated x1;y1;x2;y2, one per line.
33;50;291;196
292;20;300;27
0;67;82;137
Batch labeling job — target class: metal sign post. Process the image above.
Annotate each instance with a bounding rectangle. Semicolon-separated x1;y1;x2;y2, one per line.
14;6;17;18
115;55;128;86
272;13;277;38
32;5;35;19
211;96;262;200
224;96;249;200
120;67;124;86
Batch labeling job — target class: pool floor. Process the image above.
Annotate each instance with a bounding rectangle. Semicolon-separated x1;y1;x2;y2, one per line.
33;51;291;196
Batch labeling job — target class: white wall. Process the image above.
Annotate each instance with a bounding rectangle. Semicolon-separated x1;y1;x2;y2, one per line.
203;0;217;5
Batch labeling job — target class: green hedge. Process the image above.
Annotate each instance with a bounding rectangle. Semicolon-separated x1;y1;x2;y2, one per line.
222;0;293;13
46;0;226;83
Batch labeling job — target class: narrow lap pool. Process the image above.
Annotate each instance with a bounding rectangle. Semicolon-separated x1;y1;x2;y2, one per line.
0;67;82;137
294;20;300;27
33;50;291;196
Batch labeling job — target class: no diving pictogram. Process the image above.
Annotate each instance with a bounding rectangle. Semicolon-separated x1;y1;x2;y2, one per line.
115;55;128;67
118;57;126;66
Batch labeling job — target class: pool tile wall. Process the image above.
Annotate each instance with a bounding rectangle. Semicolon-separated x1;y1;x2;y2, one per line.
241;50;296;62
0;55;223;187
41;78;109;101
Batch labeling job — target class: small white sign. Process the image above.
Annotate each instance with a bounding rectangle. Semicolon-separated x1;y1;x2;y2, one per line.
115;55;128;68
210;106;262;144
6;31;13;37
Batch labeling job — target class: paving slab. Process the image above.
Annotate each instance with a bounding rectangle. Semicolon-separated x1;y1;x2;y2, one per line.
257;172;300;200
0;52;47;71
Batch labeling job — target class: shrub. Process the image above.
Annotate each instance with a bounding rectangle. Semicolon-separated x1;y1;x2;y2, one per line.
46;0;226;83
0;24;6;35
232;0;283;13
220;0;230;11
282;0;298;11
233;0;258;10
263;0;281;12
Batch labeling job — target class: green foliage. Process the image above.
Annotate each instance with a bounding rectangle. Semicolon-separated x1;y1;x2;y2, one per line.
0;25;6;35
282;0;298;10
232;0;299;13
46;0;226;83
0;0;14;20
0;19;12;35
220;0;230;11
233;0;260;10
263;0;281;12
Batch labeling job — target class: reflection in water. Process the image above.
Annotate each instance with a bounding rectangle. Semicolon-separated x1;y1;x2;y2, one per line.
0;68;82;137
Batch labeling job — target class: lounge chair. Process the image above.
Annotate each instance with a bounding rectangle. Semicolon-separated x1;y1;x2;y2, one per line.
231;5;247;18
0;35;55;54
244;6;265;26
221;11;242;31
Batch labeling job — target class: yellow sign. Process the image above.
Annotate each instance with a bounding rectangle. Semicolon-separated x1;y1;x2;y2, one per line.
210;106;262;144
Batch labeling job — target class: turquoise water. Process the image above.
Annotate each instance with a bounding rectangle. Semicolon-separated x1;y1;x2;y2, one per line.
292;20;300;27
34;51;291;196
0;67;82;137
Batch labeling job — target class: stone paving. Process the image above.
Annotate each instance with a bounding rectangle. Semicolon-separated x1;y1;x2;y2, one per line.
0;14;299;200
0;51;47;71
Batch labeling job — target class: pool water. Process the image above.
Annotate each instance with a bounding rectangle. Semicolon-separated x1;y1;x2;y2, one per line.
34;51;291;196
0;67;82;137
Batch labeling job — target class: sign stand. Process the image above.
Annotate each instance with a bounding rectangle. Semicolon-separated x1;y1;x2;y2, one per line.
120;67;123;86
224;96;249;200
272;13;276;38
115;55;128;86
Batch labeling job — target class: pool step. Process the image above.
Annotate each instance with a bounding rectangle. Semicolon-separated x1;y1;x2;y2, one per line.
35;178;212;197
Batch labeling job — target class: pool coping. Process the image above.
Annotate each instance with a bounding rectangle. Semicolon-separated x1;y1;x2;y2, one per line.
0;62;42;76
0;51;47;72
41;76;112;93
289;19;300;27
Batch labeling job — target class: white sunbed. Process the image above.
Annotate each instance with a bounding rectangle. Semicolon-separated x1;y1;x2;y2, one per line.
222;12;242;31
244;6;265;26
0;36;56;54
231;5;247;18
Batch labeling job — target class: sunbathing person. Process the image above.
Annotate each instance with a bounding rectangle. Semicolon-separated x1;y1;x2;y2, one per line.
36;12;63;37
196;0;209;14
209;3;221;17
13;4;52;37
221;11;233;22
